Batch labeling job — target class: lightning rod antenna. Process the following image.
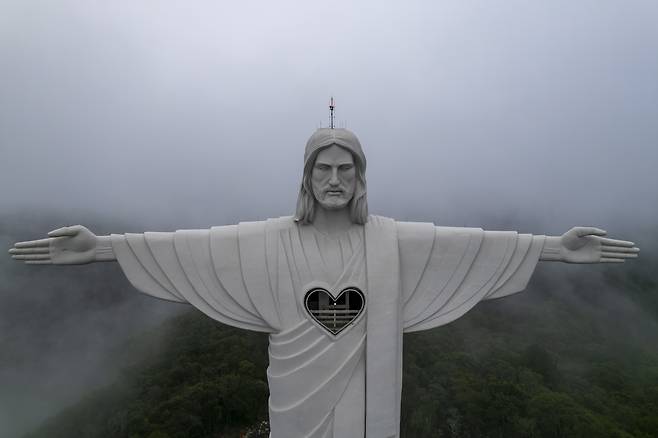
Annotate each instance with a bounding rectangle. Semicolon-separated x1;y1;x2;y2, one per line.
329;97;335;129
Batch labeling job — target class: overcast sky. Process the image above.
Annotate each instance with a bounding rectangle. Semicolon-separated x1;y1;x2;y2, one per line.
2;0;657;235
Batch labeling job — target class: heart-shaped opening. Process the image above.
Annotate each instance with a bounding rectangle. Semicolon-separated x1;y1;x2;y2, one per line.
304;287;365;336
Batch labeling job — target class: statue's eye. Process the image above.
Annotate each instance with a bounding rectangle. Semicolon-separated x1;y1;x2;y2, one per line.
315;164;330;171
340;164;354;171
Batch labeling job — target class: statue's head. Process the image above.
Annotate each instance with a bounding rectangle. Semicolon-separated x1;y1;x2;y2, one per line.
295;128;368;224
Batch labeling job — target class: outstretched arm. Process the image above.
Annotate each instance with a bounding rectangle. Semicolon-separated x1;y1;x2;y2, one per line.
540;227;639;263
9;224;277;331
9;225;115;265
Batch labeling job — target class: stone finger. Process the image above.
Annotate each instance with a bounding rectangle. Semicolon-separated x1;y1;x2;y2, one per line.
601;245;639;253
14;238;52;248
12;254;51;260
601;252;637;259
600;257;624;263
599;238;634;247
9;247;50;255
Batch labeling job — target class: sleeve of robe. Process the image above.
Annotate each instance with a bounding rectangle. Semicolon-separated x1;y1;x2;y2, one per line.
398;222;546;333
110;222;283;333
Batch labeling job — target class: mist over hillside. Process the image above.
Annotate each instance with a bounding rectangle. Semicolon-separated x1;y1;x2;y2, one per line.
1;211;656;437
0;212;187;438
14;238;658;438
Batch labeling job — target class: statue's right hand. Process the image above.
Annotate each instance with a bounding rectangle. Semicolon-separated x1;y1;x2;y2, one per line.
9;225;98;265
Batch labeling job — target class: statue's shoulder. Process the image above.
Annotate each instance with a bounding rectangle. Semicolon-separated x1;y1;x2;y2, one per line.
210;216;295;236
238;216;296;233
267;215;296;231
367;216;437;227
389;219;483;239
366;215;432;233
366;214;395;226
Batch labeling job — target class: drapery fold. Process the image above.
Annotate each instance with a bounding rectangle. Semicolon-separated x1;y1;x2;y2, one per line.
268;319;366;437
112;226;277;333
398;222;545;333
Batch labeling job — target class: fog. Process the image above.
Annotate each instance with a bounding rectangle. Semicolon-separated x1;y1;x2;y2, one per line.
1;0;657;436
2;0;657;231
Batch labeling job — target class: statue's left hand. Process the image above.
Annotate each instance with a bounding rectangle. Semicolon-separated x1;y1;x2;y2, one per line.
560;227;639;263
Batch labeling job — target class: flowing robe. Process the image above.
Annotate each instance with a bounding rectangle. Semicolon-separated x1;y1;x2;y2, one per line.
111;216;545;438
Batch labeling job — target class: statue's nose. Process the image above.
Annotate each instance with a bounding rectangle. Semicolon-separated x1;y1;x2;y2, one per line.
329;169;340;186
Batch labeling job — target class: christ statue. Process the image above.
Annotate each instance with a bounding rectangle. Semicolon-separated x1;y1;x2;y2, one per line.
10;127;639;437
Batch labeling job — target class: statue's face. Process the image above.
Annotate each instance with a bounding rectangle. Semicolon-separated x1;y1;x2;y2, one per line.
311;144;356;211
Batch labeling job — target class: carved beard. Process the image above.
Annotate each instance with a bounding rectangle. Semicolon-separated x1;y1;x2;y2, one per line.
313;187;354;211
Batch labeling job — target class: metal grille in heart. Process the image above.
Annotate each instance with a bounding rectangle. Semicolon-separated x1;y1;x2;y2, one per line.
304;287;365;335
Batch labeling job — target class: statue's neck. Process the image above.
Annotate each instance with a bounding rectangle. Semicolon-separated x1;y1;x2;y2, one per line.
312;206;354;237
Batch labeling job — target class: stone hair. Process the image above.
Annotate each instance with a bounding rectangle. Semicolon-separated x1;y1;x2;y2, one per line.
295;145;368;225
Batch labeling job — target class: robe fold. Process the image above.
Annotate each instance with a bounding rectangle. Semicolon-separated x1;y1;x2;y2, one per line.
111;216;544;438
